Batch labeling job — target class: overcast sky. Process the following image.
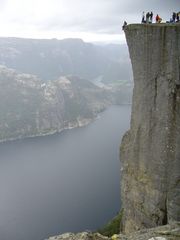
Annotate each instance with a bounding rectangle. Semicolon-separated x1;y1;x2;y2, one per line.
0;0;179;43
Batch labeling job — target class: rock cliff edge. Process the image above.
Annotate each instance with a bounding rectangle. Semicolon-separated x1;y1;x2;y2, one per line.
120;24;180;233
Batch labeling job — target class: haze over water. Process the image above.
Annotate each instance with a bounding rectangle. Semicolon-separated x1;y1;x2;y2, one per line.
0;105;131;240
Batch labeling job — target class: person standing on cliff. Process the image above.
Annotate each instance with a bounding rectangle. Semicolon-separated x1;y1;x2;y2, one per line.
172;12;176;22
146;12;150;23
150;12;153;23
142;11;145;23
156;14;159;23
122;21;127;30
176;12;180;22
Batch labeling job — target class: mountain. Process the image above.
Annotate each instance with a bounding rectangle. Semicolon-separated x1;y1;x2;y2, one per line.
0;65;112;142
0;37;132;83
0;37;133;142
120;24;180;233
47;23;180;240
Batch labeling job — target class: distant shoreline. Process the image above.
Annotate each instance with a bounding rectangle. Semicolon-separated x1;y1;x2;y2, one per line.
0;104;132;145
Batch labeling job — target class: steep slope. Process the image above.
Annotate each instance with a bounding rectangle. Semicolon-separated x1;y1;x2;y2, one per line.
120;24;180;233
0;66;110;142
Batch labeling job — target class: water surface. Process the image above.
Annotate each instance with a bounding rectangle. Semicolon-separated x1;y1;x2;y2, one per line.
0;105;131;240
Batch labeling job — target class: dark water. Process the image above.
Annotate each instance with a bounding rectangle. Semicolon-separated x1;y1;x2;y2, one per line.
0;105;131;240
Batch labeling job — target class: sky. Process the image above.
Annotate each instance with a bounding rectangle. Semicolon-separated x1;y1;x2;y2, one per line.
0;0;179;43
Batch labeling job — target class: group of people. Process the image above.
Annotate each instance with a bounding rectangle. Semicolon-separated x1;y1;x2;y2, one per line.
141;11;180;24
122;11;180;30
168;12;180;23
142;12;153;23
141;11;162;23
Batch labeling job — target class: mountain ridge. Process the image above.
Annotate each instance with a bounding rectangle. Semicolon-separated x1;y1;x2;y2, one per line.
0;65;131;143
0;37;132;82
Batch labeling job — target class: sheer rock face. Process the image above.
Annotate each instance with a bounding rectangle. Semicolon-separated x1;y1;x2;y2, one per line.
120;24;180;233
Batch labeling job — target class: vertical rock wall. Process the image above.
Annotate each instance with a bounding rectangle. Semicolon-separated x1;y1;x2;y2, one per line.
120;24;180;233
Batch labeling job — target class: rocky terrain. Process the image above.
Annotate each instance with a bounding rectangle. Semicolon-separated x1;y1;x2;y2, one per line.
0;65;116;142
47;222;180;240
120;24;180;233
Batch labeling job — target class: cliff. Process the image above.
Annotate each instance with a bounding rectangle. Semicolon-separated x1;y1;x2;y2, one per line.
0;65;131;143
0;66;110;142
120;24;180;233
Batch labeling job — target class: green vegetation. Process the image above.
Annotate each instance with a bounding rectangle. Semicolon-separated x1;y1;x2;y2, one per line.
97;211;123;237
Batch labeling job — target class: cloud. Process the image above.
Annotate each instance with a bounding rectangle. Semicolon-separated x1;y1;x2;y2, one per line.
0;0;7;10
34;0;180;33
0;0;179;42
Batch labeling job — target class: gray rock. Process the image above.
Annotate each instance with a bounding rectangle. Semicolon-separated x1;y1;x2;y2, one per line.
120;24;180;233
47;222;180;240
48;232;109;240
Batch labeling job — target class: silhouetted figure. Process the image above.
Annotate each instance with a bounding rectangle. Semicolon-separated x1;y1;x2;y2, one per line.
122;21;127;30
176;12;180;22
172;12;176;22
142;11;145;23
146;12;150;23
150;12;153;23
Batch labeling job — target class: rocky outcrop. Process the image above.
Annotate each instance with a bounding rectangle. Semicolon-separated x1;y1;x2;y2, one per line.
47;222;180;240
120;24;180;233
48;232;109;240
0;66;110;142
